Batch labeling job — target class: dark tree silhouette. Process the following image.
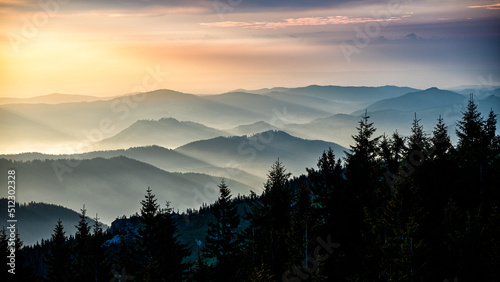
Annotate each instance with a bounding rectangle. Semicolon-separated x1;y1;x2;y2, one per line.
44;220;71;282
73;205;92;282
136;187;190;281
204;180;241;281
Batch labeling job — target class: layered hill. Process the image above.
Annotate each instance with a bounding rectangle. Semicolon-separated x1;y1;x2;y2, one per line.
175;130;348;178
99;118;229;149
0;157;253;225
0;199;105;246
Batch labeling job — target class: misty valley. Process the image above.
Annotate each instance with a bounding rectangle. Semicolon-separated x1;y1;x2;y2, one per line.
1;85;499;281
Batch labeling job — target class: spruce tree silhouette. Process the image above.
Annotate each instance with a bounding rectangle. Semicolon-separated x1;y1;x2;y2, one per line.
204;180;241;281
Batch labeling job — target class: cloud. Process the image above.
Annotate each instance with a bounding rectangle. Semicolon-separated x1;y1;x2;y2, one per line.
201;14;412;29
468;3;500;10
0;0;374;14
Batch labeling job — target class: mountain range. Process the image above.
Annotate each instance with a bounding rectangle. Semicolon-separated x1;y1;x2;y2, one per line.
0;199;105;246
0;131;347;224
1;84;499;243
99;118;229;149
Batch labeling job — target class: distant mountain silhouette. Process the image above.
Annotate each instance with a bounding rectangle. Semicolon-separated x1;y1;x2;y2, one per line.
477;95;500;113
239;85;419;102
0;156;253;225
203;91;331;123
239;85;420;113
227;121;279;136
0;93;110;105
0;86;429;153
283;114;360;148
0;108;78;153
99;118;229;149
355;87;465;114
0;145;264;188
176;130;348;178
0;88;336;154
0;199;105;246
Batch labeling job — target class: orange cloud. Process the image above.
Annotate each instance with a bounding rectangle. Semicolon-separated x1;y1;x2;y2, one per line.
468;3;500;10
201;14;412;29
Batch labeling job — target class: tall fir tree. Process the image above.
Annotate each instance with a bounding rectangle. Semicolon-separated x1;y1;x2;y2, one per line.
262;160;292;277
288;178;316;279
455;95;487;208
204;180;241;281
345;110;382;207
456;94;485;157
431;115;452;159
136;187;190;281
73;205;92;282
244;160;292;279
44;219;72;282
306;148;350;279
91;213;110;281
407;112;429;154
344;110;383;280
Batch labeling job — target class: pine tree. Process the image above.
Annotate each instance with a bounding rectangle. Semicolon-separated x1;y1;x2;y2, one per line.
73;205;92;282
456;94;485;155
306;148;348;279
239;191;260;278
455;95;487;207
136;187;161;281
345;110;382;206
192;244;212;282
155;202;191;281
289;179;314;274
431;115;452;159
391;130;406;165
344;110;385;280
407;113;429;154
44;219;72;282
91;214;110;281
136;187;190;281
262;160;292;277
244;160;292;278
485;109;498;153
112;235;137;278
204;180;241;281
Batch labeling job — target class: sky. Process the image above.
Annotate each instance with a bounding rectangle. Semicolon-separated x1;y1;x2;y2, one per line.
1;0;499;97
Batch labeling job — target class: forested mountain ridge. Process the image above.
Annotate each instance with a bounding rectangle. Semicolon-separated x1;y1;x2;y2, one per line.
7;96;499;281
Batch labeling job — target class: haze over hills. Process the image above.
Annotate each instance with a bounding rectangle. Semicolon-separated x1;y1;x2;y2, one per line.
0;93;112;105
283;88;499;147
1;84;498;240
239;85;420;113
176;130;348;178
0;88;332;153
0;199;105;246
226;121;279;136
0;145;265;189
3;84;497;155
99;118;229;149
0;129;348;188
0;156;253;225
355;88;466;114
